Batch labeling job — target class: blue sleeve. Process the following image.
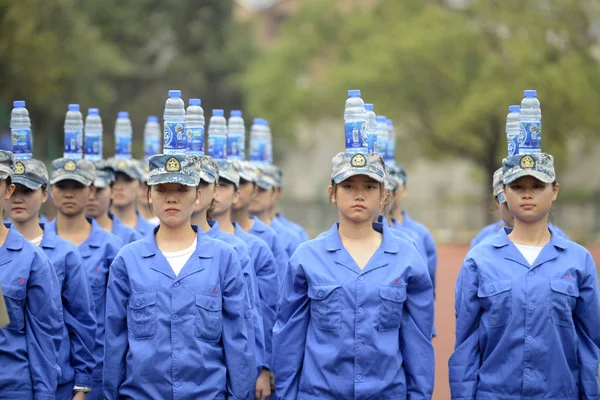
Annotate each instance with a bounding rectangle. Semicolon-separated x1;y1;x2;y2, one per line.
400;254;435;399
62;250;96;388
272;235;289;285
449;258;481;400
254;244;278;371
272;255;309;399
221;250;255;400
423;230;437;297
103;255;131;400
27;257;63;400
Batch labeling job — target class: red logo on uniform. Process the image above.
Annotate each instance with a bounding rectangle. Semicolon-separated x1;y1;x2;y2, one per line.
212;287;218;294
565;274;571;280
94;268;100;273
394;278;401;285
17;278;25;284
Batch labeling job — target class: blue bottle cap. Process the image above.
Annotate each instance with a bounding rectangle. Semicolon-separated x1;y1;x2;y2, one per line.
524;89;537;98
231;110;242;117
168;90;182;98
376;116;387;123
147;116;159;123
253;118;262;124
118;111;129;119
364;103;374;111
13;100;26;108
189;98;201;106
386;119;393;126
88;108;99;116
348;89;361;98
509;105;520;113
68;104;80;112
263;120;270;126
213;109;224;117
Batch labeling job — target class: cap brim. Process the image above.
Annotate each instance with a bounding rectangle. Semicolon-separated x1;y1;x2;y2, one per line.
333;170;385;184
496;192;506;204
93;178;112;188
50;173;92;186
147;173;198;187
256;182;273;190
0;171;11;180
13;176;43;190
503;169;554;185
200;172;217;184
238;173;255;182
218;173;240;187
115;169;140;180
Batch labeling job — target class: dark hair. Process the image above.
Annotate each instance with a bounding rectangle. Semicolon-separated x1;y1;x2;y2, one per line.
217;177;238;191
239;178;255;187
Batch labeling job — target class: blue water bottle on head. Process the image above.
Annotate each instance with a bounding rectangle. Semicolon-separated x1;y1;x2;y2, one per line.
163;89;186;155
375;116;388;156
10;100;32;160
144;116;161;159
207;109;228;160
84;108;103;161
114;111;133;160
385;118;396;166
186;98;205;156
364;104;377;153
264;119;273;165
506;105;520;156
64;104;83;160
228;110;245;161
344;89;367;154
519;89;541;154
249;118;267;165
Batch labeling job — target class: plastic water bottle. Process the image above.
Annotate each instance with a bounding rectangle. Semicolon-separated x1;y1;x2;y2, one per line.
264;119;273;165
84;108;103;162
385;118;396;166
344;90;368;154
364;104;377;153
163;90;186;155
228;110;245;161
207;109;228;160
114;111;133;160
10;100;32;160
375;116;388;157
519;90;542;154
64;104;84;160
506;105;520;156
144;116;162;158
186;99;205;156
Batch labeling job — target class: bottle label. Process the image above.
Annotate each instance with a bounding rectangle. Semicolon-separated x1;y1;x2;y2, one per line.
11;129;32;157
164;122;186;150
386;142;395;162
186;127;205;155
64;130;83;157
250;139;266;162
345;121;367;150
115;135;131;158
519;122;541;152
145;138;161;158
228;134;245;160
207;136;227;160
507;133;519;156
85;134;102;159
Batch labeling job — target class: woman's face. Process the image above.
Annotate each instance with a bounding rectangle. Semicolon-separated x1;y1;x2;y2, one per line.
194;183;216;215
212;180;238;217
249;187;274;215
329;175;382;224
87;186;112;218
232;181;256;211
51;180;94;217
112;173;139;207
149;183;200;227
6;184;45;223
504;176;559;224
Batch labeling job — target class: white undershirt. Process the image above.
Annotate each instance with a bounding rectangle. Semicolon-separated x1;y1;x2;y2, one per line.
161;235;197;276
30;234;44;247
514;243;543;266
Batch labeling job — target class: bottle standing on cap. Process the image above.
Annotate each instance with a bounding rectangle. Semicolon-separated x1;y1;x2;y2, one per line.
385;118;396;166
506;105;520;156
163;90;186;155
186;99;205;156
85;108;103;162
375;115;388;157
519;89;541;154
10;100;32;160
144;116;162;161
264;120;273;165
364;104;377;153
249;118;267;166
114;112;133;160
344;89;368;154
64;104;84;160
207;109;228;160
228;110;245;161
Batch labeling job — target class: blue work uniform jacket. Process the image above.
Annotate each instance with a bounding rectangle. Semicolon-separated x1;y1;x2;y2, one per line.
46;218;122;384
271;217;301;258
249;216;289;282
273;222;435;400
0;226;63;400
450;227;600;400
234;221;279;371
276;212;310;242
472;220;570;249
110;213;143;245
103;225;255;400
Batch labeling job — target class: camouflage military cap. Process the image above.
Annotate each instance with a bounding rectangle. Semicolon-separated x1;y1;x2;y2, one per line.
111;157;143;181
271;165;283;188
94;160;115;188
492;167;506;203
217;160;240;187
503;153;555;185
331;152;386;184
199;156;218;184
256;165;277;190
148;154;201;187
138;159;150;183
387;164;406;187
233;161;258;183
13;159;49;190
0;150;15;180
50;158;96;186
384;174;398;192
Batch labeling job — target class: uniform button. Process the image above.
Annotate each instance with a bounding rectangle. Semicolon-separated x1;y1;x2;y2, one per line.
244;310;252;320
525;368;531;374
358;308;364;314
358;276;364;281
489;286;495;293
527;335;533;341
356;375;362;381
395;295;401;300
528;271;535;276
172;314;179;320
58;313;63;321
174;382;181;388
528;302;534;308
136;300;141;307
317;290;324;298
174;350;179;356
173;282;180;287
567;286;573;293
357;342;364;348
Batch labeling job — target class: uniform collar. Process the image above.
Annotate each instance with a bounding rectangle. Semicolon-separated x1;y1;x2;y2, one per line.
39;222;58;249
0;225;25;251
46;217;102;252
250;216;267;233
324;222;399;254
206;220;220;238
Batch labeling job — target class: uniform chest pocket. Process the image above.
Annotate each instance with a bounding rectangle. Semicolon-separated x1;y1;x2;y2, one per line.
195;294;223;342
308;285;342;331
128;292;158;340
378;286;406;332
550;280;579;327
477;280;512;328
2;285;26;331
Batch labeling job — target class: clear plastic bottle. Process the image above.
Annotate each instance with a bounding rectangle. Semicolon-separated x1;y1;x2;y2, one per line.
364;104;377;154
64;104;84;160
10;100;32;160
344;89;368;154
249;118;267;166
519;89;542;154
506;105;520;156
84;108;103;162
114;111;133;160
264;119;273;165
385;118;396;166
207;109;228;160
375;115;388;157
186;99;205;156
163;90;186;155
144;116;162;159
228;110;245;161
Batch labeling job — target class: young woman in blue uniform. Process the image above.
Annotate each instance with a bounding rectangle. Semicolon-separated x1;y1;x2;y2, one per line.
0;151;63;400
103;154;255;399
6;158;97;400
46;158;122;400
274;152;435;399
450;153;600;400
